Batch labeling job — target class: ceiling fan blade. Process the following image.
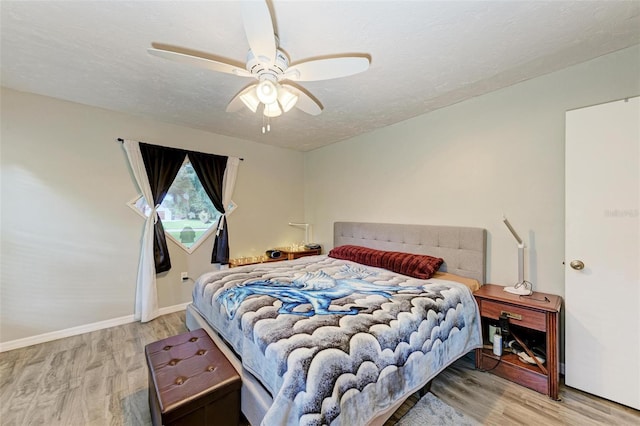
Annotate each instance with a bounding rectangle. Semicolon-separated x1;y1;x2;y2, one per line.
241;0;277;64
148;44;252;77
285;56;370;82
226;83;259;112
282;84;322;116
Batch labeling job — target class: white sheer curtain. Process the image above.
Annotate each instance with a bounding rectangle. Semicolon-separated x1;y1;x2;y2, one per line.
216;157;240;238
223;157;240;214
122;139;159;322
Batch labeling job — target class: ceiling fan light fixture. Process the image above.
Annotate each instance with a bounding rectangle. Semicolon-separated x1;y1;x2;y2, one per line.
239;88;260;113
263;102;282;118
149;0;371;126
278;86;299;112
256;79;278;105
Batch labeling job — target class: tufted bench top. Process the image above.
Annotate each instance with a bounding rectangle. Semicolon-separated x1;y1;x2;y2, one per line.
145;328;241;417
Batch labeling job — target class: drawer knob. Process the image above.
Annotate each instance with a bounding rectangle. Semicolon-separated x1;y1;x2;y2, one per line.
570;260;585;270
501;311;522;320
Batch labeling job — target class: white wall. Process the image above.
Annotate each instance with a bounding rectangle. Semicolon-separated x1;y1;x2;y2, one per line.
0;88;304;343
304;45;640;298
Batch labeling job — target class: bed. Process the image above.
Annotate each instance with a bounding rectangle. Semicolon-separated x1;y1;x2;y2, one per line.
186;222;486;425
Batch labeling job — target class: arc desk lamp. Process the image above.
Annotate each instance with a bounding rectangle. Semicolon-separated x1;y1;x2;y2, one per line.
503;216;533;295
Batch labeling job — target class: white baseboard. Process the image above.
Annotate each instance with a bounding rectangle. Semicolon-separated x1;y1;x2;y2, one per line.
158;301;190;316
0;302;190;353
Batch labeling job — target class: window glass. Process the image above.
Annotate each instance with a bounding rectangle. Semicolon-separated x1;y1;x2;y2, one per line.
129;158;223;253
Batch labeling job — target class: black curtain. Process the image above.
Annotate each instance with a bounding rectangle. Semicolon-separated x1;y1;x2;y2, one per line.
140;143;187;273
188;151;230;264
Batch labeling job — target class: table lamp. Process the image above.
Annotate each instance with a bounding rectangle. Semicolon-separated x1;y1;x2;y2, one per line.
503;216;533;295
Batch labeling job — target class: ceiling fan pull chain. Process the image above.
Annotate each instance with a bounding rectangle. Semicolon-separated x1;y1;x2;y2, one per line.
261;114;271;134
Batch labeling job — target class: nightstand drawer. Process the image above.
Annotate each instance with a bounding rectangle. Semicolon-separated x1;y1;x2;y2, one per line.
480;300;546;332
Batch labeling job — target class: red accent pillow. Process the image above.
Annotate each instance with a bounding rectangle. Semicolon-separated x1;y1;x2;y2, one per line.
328;245;443;279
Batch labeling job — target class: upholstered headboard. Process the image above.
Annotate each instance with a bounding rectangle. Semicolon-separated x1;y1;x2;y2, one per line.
334;222;487;284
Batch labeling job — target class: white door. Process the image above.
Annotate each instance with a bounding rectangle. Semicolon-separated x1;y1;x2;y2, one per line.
565;97;639;409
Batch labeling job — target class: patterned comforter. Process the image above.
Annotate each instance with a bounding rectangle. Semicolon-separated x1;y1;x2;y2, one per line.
192;255;482;426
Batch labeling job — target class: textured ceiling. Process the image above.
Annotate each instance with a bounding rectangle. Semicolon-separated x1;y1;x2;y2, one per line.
2;1;639;151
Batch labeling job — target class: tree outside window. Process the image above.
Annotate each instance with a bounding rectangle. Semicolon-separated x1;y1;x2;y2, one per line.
129;158;228;254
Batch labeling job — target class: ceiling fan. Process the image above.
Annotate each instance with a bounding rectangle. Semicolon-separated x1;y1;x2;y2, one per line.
148;0;370;132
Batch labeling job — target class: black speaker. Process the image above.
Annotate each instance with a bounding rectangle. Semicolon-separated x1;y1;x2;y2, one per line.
266;249;282;259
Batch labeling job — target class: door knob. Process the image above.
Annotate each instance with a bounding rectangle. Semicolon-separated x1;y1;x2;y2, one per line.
570;260;585;270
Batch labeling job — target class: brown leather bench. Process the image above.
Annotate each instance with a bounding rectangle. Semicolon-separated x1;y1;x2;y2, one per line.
145;328;241;426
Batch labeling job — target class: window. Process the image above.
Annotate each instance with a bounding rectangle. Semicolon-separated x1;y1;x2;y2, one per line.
129;157;234;254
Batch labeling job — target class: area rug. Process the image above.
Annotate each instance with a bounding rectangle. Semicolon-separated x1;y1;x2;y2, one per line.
395;392;479;426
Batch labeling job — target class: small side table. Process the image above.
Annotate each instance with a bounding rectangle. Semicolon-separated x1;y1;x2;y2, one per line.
228;256;283;268
279;247;321;260
229;247;321;268
474;284;562;400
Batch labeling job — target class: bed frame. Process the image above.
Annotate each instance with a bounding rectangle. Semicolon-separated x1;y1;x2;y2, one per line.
186;221;486;425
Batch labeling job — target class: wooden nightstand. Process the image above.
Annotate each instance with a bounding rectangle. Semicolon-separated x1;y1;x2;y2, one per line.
228;256;283;268
279;247;321;260
229;247;321;268
474;284;562;400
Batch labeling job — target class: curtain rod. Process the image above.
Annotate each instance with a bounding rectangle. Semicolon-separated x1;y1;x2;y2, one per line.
116;138;243;161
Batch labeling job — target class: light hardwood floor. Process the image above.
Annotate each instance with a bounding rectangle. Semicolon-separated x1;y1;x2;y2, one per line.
1;311;638;425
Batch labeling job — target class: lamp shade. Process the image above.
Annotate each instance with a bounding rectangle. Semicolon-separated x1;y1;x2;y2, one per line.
239;87;260;113
263;102;282;117
256;80;278;105
278;86;299;112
